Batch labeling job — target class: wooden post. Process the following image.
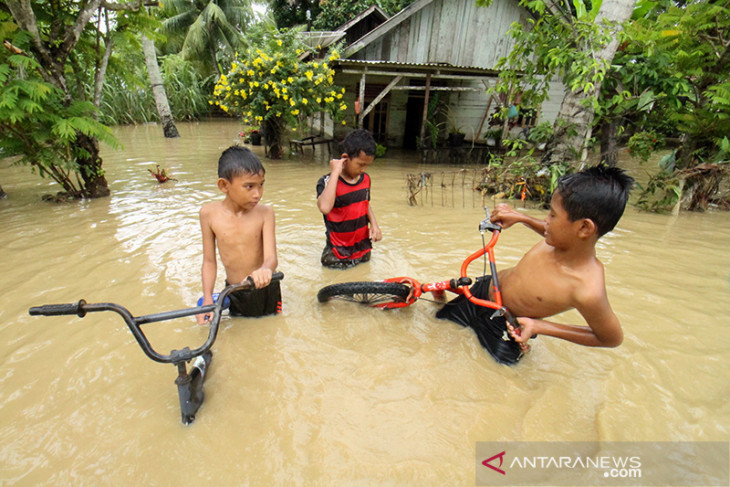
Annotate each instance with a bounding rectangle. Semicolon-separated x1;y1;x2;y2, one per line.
358;73;366;129
476;95;494;139
419;73;432;148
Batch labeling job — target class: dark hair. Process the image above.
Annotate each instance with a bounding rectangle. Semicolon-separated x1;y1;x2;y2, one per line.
556;164;634;237
217;146;264;181
340;129;376;158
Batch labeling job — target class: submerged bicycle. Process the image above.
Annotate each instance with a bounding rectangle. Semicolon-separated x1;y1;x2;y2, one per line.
317;208;529;364
29;272;284;425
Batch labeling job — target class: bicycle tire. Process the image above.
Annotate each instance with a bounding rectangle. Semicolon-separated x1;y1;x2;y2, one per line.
317;281;410;306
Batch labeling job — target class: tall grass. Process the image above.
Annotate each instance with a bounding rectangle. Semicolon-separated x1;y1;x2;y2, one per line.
100;53;214;126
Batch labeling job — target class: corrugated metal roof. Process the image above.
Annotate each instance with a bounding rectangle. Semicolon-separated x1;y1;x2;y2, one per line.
332;59;501;77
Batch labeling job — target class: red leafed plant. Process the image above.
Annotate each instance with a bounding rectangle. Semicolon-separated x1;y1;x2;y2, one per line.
148;165;177;183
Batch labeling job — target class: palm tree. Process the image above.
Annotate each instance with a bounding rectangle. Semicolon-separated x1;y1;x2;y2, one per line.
161;0;253;77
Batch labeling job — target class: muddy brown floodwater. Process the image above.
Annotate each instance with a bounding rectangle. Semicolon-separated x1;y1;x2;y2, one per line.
1;120;729;485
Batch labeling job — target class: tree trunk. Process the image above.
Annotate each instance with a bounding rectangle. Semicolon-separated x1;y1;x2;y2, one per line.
599;119;619;167
544;0;637;166
142;35;180;138
76;134;110;198
263;117;285;159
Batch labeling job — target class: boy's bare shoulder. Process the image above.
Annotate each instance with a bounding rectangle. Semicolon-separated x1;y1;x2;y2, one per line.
572;258;609;306
255;202;274;214
199;200;223;216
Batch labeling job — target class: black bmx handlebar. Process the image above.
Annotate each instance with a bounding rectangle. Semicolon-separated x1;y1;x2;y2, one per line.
29;272;284;364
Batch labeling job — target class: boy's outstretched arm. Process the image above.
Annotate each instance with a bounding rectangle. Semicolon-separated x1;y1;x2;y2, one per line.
249;206;278;289
197;206;217;324
317;157;345;215
491;203;546;236
511;291;623;348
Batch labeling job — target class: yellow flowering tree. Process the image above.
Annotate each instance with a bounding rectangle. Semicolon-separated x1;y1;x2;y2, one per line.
213;28;348;158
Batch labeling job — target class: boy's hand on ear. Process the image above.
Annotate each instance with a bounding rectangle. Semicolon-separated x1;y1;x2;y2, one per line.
329;157;346;175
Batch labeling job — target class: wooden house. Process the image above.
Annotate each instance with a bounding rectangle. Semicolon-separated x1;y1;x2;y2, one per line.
309;0;564;152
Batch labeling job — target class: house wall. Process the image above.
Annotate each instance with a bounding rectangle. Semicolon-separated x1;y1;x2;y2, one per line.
353;0;528;68
323;0;567;149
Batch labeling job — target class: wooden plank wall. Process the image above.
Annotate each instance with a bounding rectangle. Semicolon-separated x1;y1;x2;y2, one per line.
357;0;526;68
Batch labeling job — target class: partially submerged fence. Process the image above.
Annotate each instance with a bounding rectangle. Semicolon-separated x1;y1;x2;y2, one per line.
405;167;537;207
406;168;492;208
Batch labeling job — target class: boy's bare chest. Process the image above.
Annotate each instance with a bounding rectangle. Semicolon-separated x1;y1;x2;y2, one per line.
211;213;263;245
501;249;585;317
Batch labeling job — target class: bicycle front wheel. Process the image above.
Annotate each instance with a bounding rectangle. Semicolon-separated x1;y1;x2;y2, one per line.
317;281;410;307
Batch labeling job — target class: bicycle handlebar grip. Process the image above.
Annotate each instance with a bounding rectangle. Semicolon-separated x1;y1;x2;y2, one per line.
272;271;284;282
28;300;87;317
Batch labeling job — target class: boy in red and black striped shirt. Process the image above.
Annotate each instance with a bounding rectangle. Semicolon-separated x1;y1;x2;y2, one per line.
316;129;382;269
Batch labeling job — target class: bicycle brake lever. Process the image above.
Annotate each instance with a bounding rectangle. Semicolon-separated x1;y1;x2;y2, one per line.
479;207;502;233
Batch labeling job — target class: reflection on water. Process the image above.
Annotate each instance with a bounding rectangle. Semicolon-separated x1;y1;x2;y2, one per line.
1;120;729;484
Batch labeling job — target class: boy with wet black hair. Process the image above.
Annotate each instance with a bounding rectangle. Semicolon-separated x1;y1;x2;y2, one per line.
317;129;382;269
437;165;634;364
196;146;280;323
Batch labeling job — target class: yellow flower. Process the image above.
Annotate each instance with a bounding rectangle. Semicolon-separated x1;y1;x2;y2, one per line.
340;104;347;111
292;109;300;115
290;99;295;106
316;97;322;103
302;98;308;105
305;70;314;81
341;120;347;125
287;77;293;83
277;39;282;46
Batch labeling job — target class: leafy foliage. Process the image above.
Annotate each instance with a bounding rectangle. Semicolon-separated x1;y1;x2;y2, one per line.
160;0;254;76
620;1;730;211
100;51;215;125
213;26;348;156
0;33;117;197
